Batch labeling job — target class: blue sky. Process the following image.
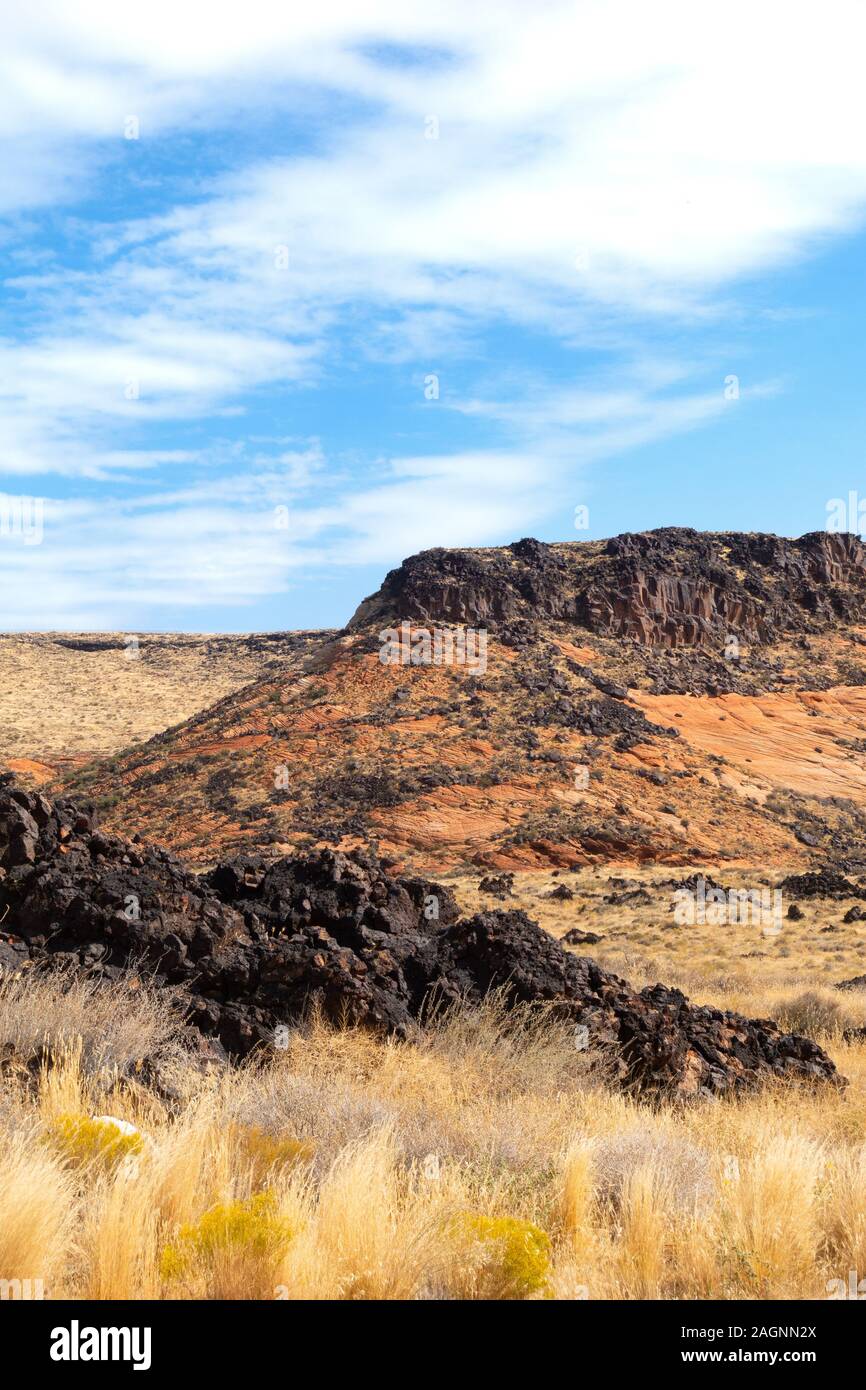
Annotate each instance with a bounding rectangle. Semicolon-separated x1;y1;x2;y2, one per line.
1;1;866;631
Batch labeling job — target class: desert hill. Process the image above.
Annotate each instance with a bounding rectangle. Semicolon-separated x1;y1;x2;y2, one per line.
52;529;866;875
0;629;333;780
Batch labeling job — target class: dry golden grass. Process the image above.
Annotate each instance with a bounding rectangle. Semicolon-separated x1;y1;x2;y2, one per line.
449;863;866;1005
0;630;327;765
1;963;866;1301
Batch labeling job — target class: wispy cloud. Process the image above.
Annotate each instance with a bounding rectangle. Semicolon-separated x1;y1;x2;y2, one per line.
1;2;865;623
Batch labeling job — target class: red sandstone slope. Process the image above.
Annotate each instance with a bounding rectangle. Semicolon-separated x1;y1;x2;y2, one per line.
55;530;866;873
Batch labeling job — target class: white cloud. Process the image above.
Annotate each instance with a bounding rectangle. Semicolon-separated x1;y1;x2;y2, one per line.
6;2;866;288
0;362;766;628
1;3;865;621
4;2;866;467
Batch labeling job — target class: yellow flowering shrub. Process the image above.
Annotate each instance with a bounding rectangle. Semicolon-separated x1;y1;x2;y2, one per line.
448;1212;552;1299
160;1190;294;1296
46;1114;143;1172
230;1124;315;1184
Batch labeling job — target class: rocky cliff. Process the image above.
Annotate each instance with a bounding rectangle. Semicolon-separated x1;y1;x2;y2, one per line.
348;529;866;648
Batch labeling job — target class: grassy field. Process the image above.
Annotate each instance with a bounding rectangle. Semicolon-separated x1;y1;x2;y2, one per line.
0;631;325;764
449;864;866;1003
1;935;865;1302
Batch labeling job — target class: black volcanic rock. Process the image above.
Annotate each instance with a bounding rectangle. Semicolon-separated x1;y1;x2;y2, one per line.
568;696;679;745
345;528;866;649
0;786;843;1096
478;873;514;898
562;927;604;945
779;869;866;900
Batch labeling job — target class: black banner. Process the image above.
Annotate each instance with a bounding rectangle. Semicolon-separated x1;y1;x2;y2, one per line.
3;1297;858;1377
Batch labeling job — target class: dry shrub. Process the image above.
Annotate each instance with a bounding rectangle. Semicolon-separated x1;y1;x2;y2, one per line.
0;1130;74;1296
773;990;843;1039
0;965;188;1076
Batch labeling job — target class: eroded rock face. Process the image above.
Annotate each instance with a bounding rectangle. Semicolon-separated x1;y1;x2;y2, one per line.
0;784;843;1096
346;528;866;649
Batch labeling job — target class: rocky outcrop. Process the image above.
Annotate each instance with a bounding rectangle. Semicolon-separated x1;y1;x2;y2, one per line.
346;528;866;649
779;869;866;900
0;783;843;1096
478;873;515;898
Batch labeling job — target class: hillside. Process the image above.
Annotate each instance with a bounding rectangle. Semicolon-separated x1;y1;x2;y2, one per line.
0;630;333;779
55;529;866;874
